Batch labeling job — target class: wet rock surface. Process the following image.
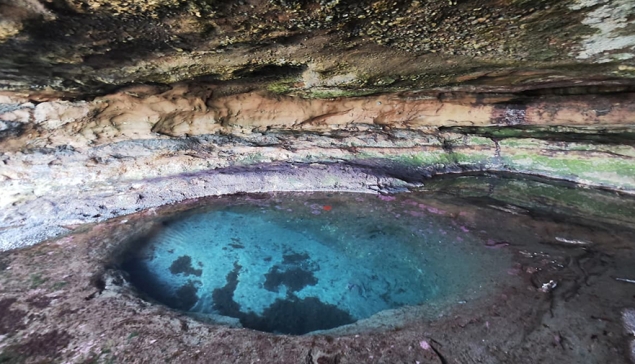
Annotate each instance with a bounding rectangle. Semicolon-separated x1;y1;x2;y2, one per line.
0;162;420;250
1;175;635;363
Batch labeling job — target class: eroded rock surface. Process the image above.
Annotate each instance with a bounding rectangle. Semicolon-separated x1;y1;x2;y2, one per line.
2;84;635;252
2;182;635;363
1;0;635;97
1;1;635;363
1;2;634;237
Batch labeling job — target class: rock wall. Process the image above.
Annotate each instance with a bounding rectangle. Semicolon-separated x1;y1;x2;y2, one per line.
1;83;634;250
1;0;635;250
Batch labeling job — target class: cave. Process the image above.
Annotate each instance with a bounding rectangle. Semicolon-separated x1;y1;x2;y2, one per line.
1;0;635;362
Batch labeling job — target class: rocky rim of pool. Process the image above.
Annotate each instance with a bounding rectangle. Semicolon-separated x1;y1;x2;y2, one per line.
1;169;635;363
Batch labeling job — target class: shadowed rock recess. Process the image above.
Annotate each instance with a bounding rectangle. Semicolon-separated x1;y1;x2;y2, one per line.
2;0;635;363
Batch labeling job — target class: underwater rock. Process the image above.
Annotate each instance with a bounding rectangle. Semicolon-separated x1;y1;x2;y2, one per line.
169;255;203;277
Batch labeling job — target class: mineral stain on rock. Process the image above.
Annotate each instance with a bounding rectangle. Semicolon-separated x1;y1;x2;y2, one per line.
0;298;26;335
3;330;72;361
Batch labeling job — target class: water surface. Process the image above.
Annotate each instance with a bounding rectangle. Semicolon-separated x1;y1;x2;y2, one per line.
122;191;512;334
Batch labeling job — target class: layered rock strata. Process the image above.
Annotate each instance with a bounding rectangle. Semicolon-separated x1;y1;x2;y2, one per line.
1;85;635;250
